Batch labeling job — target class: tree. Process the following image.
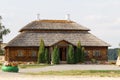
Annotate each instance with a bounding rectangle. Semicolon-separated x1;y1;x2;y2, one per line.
37;39;45;63
67;45;75;64
45;48;49;64
0;16;10;54
116;49;120;66
118;49;120;57
76;41;82;63
81;47;85;63
51;46;59;64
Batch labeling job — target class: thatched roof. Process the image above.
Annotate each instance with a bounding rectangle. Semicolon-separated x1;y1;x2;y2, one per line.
20;20;90;32
6;20;110;47
6;31;110;47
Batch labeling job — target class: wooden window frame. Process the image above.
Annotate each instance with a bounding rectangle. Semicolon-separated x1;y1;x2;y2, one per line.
17;50;24;57
93;50;101;57
31;50;37;57
84;50;89;56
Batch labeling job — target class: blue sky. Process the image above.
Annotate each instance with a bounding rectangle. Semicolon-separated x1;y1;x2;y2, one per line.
0;0;120;48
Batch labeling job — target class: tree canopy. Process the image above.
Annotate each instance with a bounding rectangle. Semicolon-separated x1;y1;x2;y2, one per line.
0;16;10;41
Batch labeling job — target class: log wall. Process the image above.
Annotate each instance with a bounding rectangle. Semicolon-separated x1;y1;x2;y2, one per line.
5;46;108;62
84;46;108;61
5;47;38;62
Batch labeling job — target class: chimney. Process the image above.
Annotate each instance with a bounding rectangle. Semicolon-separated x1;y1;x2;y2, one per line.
65;14;70;21
37;14;40;20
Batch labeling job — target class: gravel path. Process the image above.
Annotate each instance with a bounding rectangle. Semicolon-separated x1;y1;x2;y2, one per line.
20;64;120;73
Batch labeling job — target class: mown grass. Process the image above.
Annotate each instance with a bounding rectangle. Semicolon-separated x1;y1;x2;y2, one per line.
25;70;120;77
19;64;51;69
0;63;50;70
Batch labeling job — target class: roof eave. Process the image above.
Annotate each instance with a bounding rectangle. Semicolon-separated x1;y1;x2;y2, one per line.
19;29;90;32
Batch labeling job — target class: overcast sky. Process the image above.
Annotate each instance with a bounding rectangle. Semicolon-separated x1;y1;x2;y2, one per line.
0;0;120;48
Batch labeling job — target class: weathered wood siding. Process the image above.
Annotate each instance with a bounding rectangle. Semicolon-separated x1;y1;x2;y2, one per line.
84;46;108;61
5;46;108;62
5;47;38;62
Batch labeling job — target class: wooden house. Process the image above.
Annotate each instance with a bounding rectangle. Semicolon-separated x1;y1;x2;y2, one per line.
5;20;110;62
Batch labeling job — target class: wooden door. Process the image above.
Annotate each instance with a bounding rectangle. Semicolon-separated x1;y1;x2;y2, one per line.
60;47;66;61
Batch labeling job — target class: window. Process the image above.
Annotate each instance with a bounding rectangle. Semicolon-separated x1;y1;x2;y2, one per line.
93;50;101;57
84;50;89;57
31;51;36;57
17;50;23;57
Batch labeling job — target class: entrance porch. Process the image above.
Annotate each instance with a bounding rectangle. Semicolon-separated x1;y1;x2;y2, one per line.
51;40;75;63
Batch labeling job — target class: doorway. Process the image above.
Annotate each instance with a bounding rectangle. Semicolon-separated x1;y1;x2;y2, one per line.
59;47;67;61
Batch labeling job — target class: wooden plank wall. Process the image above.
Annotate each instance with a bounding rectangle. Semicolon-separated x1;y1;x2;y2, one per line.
5;47;38;62
84;46;108;61
5;46;108;62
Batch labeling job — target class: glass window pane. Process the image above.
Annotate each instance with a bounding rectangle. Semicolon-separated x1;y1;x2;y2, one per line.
18;50;23;57
32;51;36;57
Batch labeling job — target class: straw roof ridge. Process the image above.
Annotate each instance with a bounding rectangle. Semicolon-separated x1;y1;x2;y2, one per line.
19;20;90;32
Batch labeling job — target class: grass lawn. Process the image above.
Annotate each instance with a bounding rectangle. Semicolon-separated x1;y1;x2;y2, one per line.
0;63;50;69
19;64;51;69
25;70;120;77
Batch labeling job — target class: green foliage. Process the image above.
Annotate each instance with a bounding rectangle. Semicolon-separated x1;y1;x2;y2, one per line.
45;48;49;64
75;41;85;63
76;41;82;63
52;46;60;64
118;49;120;57
81;47;85;63
0;20;10;51
67;45;75;64
0;22;10;39
108;49;118;60
37;39;45;63
0;49;4;55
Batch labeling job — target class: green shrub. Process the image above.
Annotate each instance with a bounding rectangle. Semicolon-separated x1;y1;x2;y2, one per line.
45;48;49;64
52;46;60;64
118;49;120;57
37;39;45;63
76;41;82;63
67;45;75;64
81;47;85;63
0;49;4;54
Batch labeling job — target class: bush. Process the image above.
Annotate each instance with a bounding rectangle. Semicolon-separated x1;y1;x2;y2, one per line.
81;47;85;63
67;45;75;64
37;39;45;63
51;46;60;64
118;49;120;57
76;41;82;63
45;48;49;64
